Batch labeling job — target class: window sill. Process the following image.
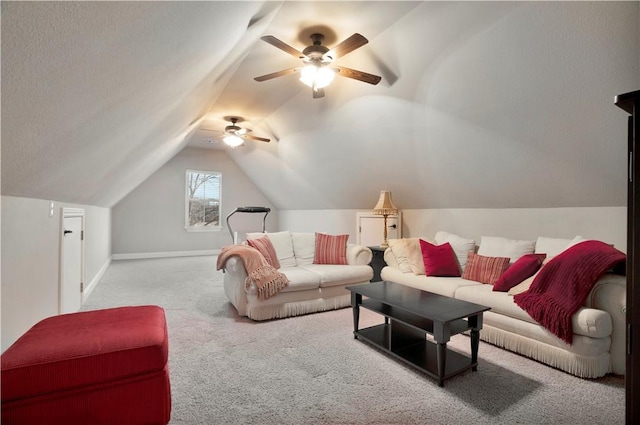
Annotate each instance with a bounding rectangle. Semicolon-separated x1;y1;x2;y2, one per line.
185;227;222;233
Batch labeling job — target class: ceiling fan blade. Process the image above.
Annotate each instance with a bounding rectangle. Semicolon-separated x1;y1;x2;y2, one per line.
327;33;368;60
199;128;223;133
260;35;305;58
243;134;271;143
332;66;381;85
254;67;300;82
313;88;325;99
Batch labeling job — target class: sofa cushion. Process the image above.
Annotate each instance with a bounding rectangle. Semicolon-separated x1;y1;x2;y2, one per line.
247;230;296;267
313;233;349;265
454;284;612;338
507;272;537;296
535;235;585;258
247;231;297;268
388;238;414;273
247;236;280;269
419;240;461;277
461;253;510;285
292;232;316;266
404;238;426;275
434;231;476;271
493;253;546;292
477;236;535;263
278;267;321;292
301;264;373;287
381;266;480;297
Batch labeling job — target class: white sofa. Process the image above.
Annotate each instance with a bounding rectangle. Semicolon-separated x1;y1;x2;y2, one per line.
221;231;373;321
380;232;626;378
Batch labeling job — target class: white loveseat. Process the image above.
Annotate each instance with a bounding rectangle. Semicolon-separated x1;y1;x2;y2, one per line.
221;231;373;321
380;232;626;378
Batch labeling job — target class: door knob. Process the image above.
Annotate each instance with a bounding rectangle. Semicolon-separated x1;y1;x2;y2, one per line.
64;230;73;235
389;224;397;229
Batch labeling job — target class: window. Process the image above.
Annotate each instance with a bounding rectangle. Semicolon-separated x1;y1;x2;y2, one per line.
185;170;221;231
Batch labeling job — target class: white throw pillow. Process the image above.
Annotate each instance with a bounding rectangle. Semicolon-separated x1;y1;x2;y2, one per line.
403;238;425;275
534;235;585;258
247;231;296;268
434;231;476;271
477;236;535;263
291;232;316;266
388;238;414;273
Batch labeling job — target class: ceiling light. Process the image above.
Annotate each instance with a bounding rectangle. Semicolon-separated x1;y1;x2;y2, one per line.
300;65;335;90
223;134;244;148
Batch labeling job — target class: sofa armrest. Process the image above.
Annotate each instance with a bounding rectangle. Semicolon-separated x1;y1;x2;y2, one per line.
585;273;626;375
221;255;249;316
383;247;399;269
346;244;373;265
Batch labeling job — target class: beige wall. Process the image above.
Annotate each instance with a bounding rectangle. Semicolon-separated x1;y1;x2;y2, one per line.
111;147;277;256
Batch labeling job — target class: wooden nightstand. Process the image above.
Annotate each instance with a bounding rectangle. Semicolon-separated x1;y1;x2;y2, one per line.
368;246;387;282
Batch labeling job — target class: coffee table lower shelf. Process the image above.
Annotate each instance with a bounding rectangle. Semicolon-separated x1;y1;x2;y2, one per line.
355;324;475;383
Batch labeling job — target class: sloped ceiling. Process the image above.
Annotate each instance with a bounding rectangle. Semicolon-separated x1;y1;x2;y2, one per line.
2;1;638;210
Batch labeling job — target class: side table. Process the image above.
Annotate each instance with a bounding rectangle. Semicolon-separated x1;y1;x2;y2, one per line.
368;246;387;282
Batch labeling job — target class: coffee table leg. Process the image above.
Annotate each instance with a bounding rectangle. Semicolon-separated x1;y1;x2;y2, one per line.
351;292;362;339
469;313;483;371
437;342;446;387
470;329;479;371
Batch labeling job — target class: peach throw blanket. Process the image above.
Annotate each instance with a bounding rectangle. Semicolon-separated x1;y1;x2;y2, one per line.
217;245;289;300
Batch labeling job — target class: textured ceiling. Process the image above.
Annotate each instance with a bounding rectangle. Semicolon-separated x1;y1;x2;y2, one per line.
2;1;638;209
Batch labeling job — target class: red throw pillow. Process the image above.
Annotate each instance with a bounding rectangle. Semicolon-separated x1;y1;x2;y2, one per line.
419;240;461;277
493;253;547;292
247;236;280;269
313;233;348;265
461;253;510;285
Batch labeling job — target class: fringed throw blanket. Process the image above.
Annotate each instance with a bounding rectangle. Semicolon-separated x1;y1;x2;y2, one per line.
514;240;625;345
217;245;289;300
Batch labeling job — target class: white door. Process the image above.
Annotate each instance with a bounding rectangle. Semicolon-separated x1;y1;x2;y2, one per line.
357;213;401;246
61;211;84;314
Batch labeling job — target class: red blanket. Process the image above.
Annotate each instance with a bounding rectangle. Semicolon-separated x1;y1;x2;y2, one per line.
514;240;625;344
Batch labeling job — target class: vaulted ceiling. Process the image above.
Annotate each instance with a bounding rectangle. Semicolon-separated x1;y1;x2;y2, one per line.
2;1;638;210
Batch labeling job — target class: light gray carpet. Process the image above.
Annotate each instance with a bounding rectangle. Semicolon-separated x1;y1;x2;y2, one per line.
82;256;625;425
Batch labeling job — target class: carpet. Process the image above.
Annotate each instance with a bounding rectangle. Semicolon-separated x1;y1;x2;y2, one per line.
82;255;625;425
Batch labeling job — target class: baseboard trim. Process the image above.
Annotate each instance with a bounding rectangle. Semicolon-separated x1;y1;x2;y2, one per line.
83;256;112;303
112;249;220;261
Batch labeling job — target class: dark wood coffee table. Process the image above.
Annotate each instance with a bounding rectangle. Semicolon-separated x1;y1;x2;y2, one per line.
346;281;490;386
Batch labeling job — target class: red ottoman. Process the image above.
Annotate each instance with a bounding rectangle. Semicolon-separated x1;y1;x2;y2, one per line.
1;305;171;425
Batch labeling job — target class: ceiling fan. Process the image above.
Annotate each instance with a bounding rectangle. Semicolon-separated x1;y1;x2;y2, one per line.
200;117;270;148
254;32;382;98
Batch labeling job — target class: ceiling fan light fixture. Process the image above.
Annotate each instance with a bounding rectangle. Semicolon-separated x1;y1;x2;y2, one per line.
223;134;244;148
300;65;335;90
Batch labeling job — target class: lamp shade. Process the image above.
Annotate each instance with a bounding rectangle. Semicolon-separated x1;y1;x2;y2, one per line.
372;190;398;216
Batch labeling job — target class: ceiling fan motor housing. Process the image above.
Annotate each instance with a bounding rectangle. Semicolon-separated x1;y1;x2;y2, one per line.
303;33;332;63
226;117;242;133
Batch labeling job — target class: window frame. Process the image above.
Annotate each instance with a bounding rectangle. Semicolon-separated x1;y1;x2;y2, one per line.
184;169;222;232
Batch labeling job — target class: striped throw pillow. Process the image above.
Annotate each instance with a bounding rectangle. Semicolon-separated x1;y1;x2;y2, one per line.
461;252;510;285
247;236;280;269
313;233;348;265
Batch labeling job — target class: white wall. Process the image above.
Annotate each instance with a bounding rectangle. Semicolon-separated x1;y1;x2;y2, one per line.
111;147;277;256
279;207;626;253
1;196;112;352
238;1;638;212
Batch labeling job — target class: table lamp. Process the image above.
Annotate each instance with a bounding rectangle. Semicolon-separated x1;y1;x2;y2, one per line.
372;190;398;248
